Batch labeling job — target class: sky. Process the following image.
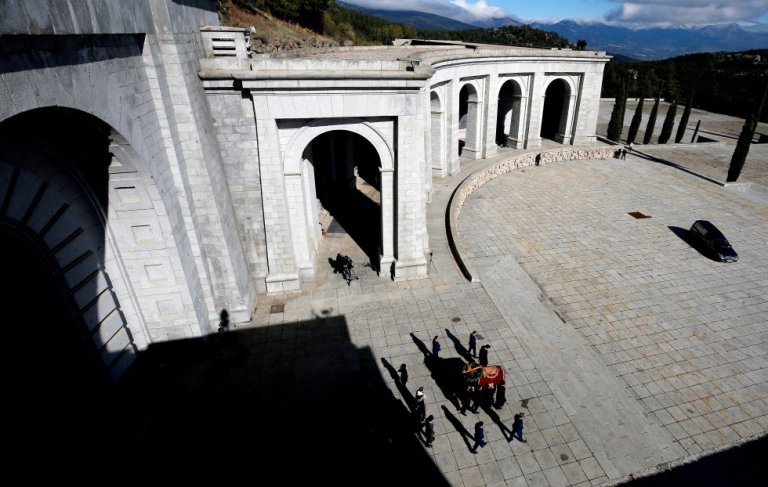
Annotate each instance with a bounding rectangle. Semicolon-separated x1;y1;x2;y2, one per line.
341;0;768;28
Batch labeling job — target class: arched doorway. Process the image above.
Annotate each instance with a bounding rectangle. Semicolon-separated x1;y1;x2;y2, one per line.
496;80;523;147
458;83;480;156
541;78;570;141
0;107;136;458
430;91;446;176
303;130;382;267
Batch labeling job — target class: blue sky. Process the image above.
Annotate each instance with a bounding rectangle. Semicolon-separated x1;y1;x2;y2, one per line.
342;0;768;27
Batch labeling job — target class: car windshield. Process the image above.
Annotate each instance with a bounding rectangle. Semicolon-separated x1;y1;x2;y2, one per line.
714;239;731;248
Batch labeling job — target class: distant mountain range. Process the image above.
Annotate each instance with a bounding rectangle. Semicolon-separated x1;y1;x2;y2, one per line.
339;2;768;60
531;20;768;60
338;1;521;31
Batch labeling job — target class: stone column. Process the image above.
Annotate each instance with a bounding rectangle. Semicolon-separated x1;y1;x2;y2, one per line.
393;114;428;280
556;94;578;144
527;75;544;149
284;171;313;278
509;94;528;149
446;81;460;174
462;98;484;159
483;75;499;158
380;167;395;270
252;97;300;293
302;158;321;257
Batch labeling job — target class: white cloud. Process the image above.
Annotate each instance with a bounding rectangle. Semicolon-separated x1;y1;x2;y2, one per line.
340;0;511;22
606;1;768;26
450;0;509;20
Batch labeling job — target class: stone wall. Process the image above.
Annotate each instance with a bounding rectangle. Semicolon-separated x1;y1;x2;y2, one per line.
0;1;251;376
207;91;270;292
0;0;218;35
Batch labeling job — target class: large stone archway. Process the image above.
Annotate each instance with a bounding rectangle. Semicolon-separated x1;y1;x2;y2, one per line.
0;107;200;380
541;77;577;143
458;82;483;158
496;79;526;149
281;120;396;285
430;91;448;177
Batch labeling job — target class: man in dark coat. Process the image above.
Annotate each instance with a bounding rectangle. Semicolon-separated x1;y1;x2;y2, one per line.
494;380;507;409
415;386;426;423
512;412;526;442
432;335;441;359
479;344;491;366
470;421;486;453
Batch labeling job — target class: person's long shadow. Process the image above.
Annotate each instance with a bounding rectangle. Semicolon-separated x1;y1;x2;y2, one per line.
411;333;464;413
481;401;514;442
410;333;431;360
442;405;474;452
445;329;472;362
381;357;414;410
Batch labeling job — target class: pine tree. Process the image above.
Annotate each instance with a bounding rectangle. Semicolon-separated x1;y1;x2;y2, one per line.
727;79;768;182
627;81;646;145
658;99;678;144
643;95;660;145
675;89;694;143
607;76;627;142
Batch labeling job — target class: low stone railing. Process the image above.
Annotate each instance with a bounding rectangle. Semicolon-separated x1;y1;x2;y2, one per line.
446;146;618;282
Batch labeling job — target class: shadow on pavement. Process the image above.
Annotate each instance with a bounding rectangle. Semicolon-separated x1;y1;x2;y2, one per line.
11;317;448;484
620;435;768;487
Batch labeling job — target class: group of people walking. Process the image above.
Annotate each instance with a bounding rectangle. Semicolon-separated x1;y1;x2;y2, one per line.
403;331;527;450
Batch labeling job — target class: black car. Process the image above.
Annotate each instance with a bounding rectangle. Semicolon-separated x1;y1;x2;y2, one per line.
689;220;738;262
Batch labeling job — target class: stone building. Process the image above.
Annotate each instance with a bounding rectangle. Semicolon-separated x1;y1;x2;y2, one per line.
0;1;609;384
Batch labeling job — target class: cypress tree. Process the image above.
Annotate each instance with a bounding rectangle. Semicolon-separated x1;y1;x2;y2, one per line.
727;79;768;182
658;99;678;144
607;76;627;142
643;95;660;144
675;90;694;143
627;81;646;145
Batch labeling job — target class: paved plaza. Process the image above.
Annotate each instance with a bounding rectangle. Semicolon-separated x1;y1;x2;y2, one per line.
123;108;767;484
232;143;767;485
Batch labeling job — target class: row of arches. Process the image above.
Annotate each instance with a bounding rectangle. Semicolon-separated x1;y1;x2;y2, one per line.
433;77;572;164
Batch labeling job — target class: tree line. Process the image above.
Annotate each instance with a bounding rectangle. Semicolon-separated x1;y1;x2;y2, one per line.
605;50;767;182
603;50;768;123
229;0;573;48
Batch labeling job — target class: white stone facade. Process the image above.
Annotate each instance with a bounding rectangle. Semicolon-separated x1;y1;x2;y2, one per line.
0;1;608;380
201;39;609;292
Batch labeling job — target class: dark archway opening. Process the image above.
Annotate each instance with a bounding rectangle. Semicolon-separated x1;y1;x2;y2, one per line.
541;79;568;140
0;108;122;460
458;85;475;156
496;80;521;146
305;130;382;266
0;225;110;456
459;85;469;130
